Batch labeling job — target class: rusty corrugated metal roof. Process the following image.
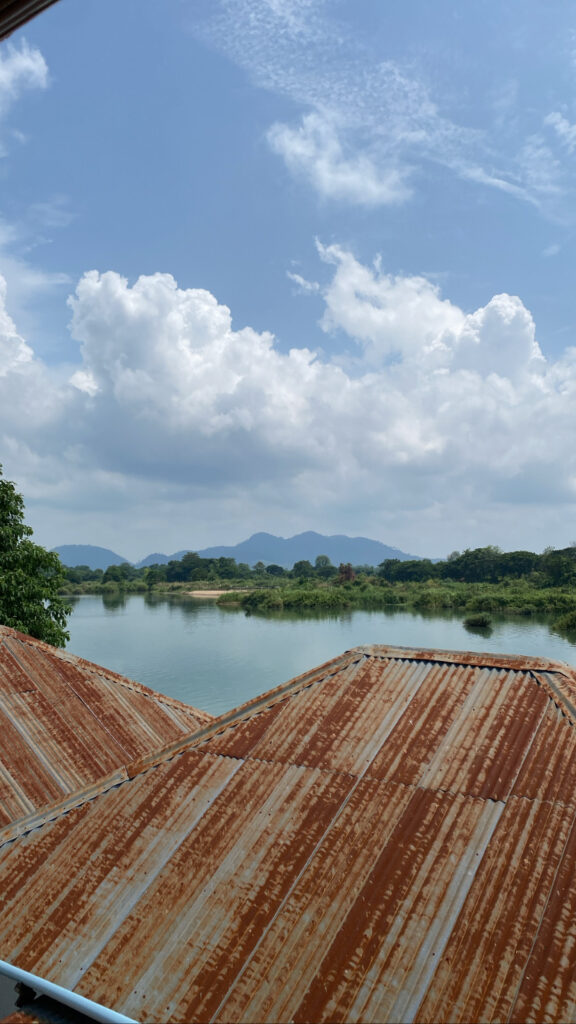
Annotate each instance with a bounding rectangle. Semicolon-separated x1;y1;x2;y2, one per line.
0;625;212;826
2;643;576;1022
0;0;60;41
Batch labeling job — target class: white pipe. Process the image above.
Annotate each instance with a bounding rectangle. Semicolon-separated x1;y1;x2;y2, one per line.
0;959;138;1023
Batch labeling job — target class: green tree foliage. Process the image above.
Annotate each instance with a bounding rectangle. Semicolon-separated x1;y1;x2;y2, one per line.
314;554;337;579
0;466;70;646
61;538;576;599
265;563;286;576
144;566;166;590
338;562;355;582
378;558;439;582
292;559;315;578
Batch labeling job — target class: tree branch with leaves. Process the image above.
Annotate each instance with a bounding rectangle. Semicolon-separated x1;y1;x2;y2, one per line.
0;466;70;646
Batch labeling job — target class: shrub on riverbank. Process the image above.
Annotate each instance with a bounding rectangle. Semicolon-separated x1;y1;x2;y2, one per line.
233;579;576;618
464;613;492;629
241;586;355;613
552;610;576;636
64;573;576;622
61;579;148;595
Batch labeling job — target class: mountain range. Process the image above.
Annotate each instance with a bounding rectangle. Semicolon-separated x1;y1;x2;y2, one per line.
53;532;421;571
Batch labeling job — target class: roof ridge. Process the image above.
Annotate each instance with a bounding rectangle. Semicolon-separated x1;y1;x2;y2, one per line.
0;625;212;720
0;648;367;849
0;763;129;848
3;644;575;851
530;669;576;724
353;643;576;675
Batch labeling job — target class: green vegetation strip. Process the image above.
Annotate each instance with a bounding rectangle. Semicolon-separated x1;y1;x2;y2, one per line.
59;544;576;639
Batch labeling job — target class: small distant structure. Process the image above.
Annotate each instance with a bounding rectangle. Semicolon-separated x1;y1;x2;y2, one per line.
2;640;576;1022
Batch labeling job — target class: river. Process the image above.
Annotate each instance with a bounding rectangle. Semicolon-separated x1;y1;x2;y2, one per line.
65;594;576;716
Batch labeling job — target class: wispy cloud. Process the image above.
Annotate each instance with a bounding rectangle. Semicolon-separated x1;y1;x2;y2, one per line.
192;0;576;215
545;111;576;154
0;41;48;152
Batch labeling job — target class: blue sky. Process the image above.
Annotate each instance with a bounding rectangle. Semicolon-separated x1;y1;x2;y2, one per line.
1;0;576;560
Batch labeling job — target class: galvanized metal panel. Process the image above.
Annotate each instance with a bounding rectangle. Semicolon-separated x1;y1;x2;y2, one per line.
212;778;416;1024
212;784;502;1024
83;761;353;1023
0;627;212;826
509;801;576;1024
1;644;576;1023
511;700;576;805
198;697;292;760
535;669;576;725
0;752;243;974
410;667;549;800
365;660;478;786
247;657;433;774
0;751;355;1023
0;687;129;790
416;795;576;1023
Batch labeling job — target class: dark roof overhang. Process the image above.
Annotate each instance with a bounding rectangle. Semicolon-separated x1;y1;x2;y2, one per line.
0;0;60;41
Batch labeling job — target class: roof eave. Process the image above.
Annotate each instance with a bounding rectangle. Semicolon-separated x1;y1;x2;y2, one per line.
0;0;60;41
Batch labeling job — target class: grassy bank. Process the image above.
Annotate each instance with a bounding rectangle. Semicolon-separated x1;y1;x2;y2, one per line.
61;576;576;637
221;579;576;628
61;579;250;596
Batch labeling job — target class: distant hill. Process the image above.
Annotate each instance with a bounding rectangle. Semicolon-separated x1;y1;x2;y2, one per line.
196;531;420;569
53;545;129;570
55;533;421;572
135;551;190;568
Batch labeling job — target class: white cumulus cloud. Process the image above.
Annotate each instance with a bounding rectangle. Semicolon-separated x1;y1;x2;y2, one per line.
2;248;576;554
268;113;412;206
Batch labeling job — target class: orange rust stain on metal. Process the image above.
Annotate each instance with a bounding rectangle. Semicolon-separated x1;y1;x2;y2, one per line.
245;658;368;770
213;778;417;1024
417;796;576;1023
0;752;234;973
365;660;477;785
69;758;354;1022
2;645;576;1022
290;788;473;1023
0;627;212;825
430;668;549;801
511;700;576;805
174;769;355;1023
245;657;435;775
510;805;576;1024
0;1013;44;1024
198;699;289;759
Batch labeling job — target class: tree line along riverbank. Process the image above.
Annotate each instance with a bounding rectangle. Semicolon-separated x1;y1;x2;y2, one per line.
60;544;576;638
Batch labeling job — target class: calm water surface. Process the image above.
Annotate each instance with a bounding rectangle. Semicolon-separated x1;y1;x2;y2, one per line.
65;594;576;716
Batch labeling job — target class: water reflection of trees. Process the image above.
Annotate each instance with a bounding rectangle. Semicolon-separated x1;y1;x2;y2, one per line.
102;591;127;611
463;623;494;638
143;593;215;618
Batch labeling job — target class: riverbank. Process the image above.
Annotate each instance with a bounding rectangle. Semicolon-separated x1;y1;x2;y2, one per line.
224;579;576;636
63;593;576;714
61;577;576;636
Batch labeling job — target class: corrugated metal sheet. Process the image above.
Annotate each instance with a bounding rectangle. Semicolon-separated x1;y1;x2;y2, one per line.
0;0;60;41
2;644;576;1022
0;626;212;825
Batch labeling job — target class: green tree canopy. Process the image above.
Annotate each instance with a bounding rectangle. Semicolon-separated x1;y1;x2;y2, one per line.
292;559;314;578
0;466;70;646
